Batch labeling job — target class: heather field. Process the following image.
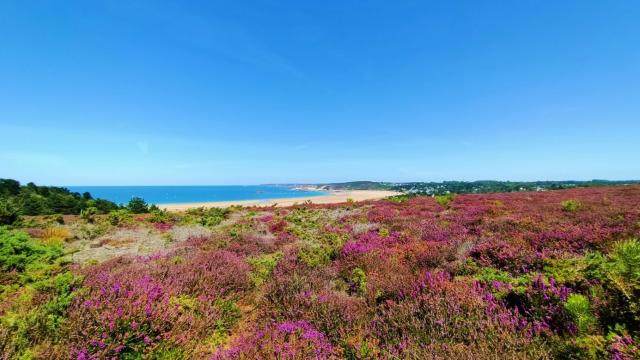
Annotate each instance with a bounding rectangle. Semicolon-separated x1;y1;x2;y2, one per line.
2;186;640;359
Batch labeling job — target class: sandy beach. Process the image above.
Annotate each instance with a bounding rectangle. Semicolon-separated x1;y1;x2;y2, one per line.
158;190;400;211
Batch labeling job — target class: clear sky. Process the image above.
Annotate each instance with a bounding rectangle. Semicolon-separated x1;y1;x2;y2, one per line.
1;1;639;185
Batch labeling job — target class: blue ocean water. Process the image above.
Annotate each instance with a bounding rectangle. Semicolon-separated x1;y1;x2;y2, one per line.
66;185;327;205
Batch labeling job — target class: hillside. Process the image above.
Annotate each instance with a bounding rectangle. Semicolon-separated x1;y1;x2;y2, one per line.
314;179;640;194
1;186;639;358
314;181;392;191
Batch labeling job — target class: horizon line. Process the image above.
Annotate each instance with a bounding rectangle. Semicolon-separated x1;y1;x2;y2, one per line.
41;178;640;187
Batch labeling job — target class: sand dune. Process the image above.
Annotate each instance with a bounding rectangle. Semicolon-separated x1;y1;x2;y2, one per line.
158;190;400;211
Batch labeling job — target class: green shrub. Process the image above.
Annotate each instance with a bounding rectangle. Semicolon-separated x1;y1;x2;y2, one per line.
0;272;82;358
298;242;333;268
80;207;98;223
543;257;589;286
148;208;173;224
208;299;241;346
564;335;607;359
0;228;64;274
564;294;596;335
285;208;347;267
184;207;204;216
473;267;531;296
89;198;120;214
351;268;367;296
605;239;640;318
561;199;582;212
0;198;20;225
108;209;133;226
0;227;78;359
285;208;322;228
0;179;20;196
434;193;456;207
607;239;640;291
452;258;481;276
566;240;640;332
201;208;229;227
127;197;149;214
169;294;199;313
39;272;83;335
73;222;108;240
387;194;410;203
475;267;530;286
248;252;283;286
149;342;186;360
582;251;609;282
184;207;230;227
475;267;514;284
297;232;346;267
227;223;249;239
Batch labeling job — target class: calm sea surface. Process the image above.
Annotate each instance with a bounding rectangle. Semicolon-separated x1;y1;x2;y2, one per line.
66;185;327;205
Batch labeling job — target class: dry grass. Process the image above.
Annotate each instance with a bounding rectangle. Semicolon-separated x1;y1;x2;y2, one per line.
39;227;71;245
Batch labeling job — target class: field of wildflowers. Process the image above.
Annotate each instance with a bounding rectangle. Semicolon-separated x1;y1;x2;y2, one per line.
1;185;640;359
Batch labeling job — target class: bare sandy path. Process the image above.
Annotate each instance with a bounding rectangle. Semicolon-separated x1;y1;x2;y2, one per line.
158;190;400;211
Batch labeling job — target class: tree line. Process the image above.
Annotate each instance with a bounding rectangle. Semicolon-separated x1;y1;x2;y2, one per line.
0;179;153;225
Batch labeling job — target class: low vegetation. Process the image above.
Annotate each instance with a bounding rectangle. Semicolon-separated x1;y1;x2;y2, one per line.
1;185;640;358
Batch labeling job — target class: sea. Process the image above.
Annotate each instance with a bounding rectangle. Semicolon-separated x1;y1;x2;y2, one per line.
66;185;326;205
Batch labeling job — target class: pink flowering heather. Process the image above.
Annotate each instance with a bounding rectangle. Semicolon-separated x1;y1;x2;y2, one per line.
211;320;335;359
153;222;173;232
340;230;401;257
66;250;251;358
4;185;640;359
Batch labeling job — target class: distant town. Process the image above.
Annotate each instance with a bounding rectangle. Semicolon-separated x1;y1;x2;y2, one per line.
299;179;640;195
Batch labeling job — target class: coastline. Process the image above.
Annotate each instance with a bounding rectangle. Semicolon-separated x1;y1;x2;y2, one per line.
158;190;400;211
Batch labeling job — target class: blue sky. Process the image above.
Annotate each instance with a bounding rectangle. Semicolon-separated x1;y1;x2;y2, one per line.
1;1;639;185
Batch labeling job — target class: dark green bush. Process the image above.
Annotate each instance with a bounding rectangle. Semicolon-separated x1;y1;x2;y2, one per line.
148;208;173;224
127;197;149;214
0;198;20;225
196;207;229;227
89;199;120;214
0;179;20;196
108;209;133;226
0;178;119;216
